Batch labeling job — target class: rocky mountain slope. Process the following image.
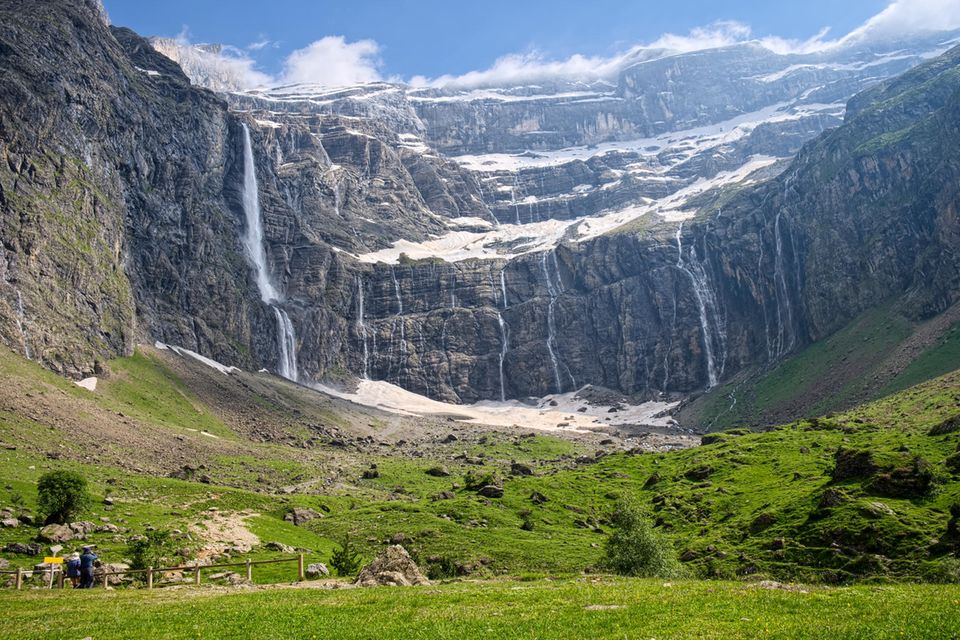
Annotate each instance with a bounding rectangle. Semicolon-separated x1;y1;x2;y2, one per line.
1;0;959;420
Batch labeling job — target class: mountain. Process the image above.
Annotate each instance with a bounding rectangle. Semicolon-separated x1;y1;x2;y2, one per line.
1;0;959;424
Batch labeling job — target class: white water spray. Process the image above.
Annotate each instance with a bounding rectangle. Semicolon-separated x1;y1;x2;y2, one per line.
500;270;508;309
675;223;720;389
356;275;370;379
241;123;298;382
540;250;564;394
497;312;509;402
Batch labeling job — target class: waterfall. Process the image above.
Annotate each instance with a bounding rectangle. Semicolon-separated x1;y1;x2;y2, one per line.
540;250;564;394
497;312;509;402
15;290;31;360
240;123;298;382
500;270;508;309
512;176;522;225
675;223;721;389
390;266;406;377
772;174;796;358
355;275;370;379
273;307;298;381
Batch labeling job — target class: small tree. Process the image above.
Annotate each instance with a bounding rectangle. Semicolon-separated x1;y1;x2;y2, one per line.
330;535;362;577
37;470;89;525
128;529;175;571
604;498;682;578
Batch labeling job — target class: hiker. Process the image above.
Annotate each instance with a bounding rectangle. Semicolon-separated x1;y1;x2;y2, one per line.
79;546;97;589
65;552;81;588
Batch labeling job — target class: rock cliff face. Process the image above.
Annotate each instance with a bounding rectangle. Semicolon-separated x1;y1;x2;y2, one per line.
1;0;958;408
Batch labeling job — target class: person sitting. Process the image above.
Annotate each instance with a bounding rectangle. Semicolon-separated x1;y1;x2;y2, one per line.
65;552;81;588
79;546;97;589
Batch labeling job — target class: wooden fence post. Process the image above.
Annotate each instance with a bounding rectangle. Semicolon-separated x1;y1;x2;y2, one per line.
102;572;109;589
297;554;305;582
194;564;201;586
15;568;22;590
147;567;153;590
58;569;65;589
245;559;252;583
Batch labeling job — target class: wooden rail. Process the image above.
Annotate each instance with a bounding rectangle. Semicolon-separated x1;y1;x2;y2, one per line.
0;554;306;590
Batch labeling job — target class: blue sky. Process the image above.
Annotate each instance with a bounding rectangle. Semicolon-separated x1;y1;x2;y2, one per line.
104;1;890;77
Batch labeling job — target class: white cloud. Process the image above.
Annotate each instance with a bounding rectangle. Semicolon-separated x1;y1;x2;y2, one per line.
417;0;960;89
151;33;272;91
842;0;960;43
280;36;383;86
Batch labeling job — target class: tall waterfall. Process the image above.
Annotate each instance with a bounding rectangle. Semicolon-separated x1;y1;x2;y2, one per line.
15;290;31;360
675;223;723;389
240;123;298;382
500;270;508;309
390;266;406;377
540;250;564;394
772;173;797;358
355;275;370;379
497;312;509;402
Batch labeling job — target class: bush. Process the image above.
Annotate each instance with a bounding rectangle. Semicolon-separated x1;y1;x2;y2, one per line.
37;470;89;525
604;498;682;578
330;535;362;577
463;470;497;491
128;529;175;571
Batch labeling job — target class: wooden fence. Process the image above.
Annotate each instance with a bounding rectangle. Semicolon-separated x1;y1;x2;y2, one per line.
0;554;306;590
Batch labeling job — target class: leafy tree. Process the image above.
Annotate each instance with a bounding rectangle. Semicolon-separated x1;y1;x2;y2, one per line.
128;529;175;571
37;470;89;525
604;498;682;578
330;535;362;577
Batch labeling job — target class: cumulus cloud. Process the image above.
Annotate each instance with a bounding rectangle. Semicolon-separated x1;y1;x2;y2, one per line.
841;0;960;43
280;36;383;86
151;32;272;91
418;0;960;89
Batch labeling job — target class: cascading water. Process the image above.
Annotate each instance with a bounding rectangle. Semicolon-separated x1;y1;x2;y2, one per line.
390;266;406;377
675;223;721;389
512;176;522;225
497;312;509;402
15;290;31;360
355;275;370;379
500;270;508;309
240;123;298;382
540;250;564;394
771;174;797;358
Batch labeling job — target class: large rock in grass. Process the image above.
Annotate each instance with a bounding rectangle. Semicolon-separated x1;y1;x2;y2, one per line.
284;508;320;527
355;545;429;587
38;524;74;543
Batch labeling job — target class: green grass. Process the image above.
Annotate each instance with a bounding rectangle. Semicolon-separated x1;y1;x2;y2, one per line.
883;321;960;396
1;578;959;639
694;304;916;430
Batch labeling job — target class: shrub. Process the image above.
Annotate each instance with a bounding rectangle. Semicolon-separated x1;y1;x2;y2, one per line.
330;535;362;577
604;498;682;578
463;470;496;492
128;529;175;571
37;470;89;525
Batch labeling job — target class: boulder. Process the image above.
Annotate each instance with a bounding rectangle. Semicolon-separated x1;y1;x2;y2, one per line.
425;466;450;477
17;514;34;525
284;508;320;527
831;448;876;482
69;521;97;535
4;542;43;556
1;518;19;528
684;466;713;481
94;563;130;586
264;541;295;554
38;524;74;543
306;562;330;578
510;462;534;477
355;545;429;587
477;485;504;499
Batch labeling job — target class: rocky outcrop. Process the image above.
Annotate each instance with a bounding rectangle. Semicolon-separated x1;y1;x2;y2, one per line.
355;545;429;587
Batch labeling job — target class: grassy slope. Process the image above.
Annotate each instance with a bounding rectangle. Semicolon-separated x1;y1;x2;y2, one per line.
2;346;960;585
688;302;960;431
1;579;959;640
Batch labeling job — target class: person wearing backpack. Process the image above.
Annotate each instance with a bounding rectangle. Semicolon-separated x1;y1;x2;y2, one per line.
79;546;97;589
65;552;81;588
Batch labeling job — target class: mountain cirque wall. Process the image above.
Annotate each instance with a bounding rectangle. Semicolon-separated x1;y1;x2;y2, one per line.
1;0;958;405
